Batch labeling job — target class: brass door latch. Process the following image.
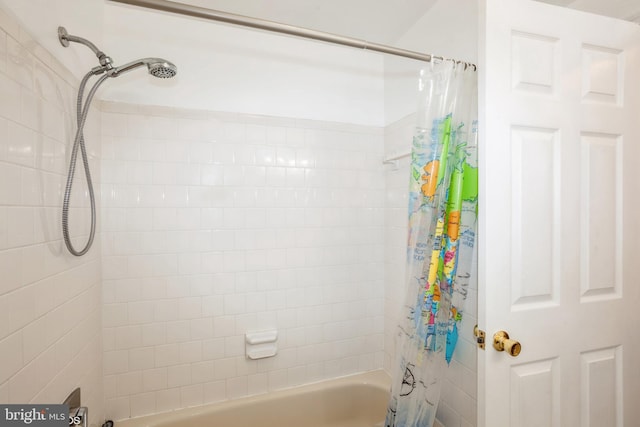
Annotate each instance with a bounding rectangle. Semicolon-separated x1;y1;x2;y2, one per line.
473;325;485;350
474;326;522;357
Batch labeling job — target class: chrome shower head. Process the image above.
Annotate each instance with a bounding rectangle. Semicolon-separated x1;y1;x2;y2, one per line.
112;57;178;78
147;60;178;79
58;27;177;79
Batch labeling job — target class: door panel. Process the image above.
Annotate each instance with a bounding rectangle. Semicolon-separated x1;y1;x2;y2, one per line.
479;1;640;426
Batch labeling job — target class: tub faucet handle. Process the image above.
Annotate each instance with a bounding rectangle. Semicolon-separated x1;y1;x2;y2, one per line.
70;407;88;427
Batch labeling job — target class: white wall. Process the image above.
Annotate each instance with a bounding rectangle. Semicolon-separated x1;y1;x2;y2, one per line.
0;6;104;426
100;102;385;420
100;2;385;127
0;0;104;81
384;0;478;125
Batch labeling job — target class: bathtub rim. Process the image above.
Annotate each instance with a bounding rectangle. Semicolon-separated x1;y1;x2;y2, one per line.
115;369;391;427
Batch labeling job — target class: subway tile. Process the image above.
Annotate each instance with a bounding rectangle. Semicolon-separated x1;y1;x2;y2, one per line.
177;118;202;140
167;364;191;388
245;125;266;144
188;142;212;164
202;380;225;404
222;165;243;186
155;344;180;367
104;375;117;399
126;162;153;185
0;29;6;73
190;360;215;384
33;63;57;103
180;383;203;408
116;371;143;396
6;285;36;334
179;341;202;364
6;36;34;90
6;121;35;167
190;318;213;340
265;126;286;145
130;392;156;417
128;115;153;139
19;88;37;130
0;247;22;295
155;387;181;412
254;146;275;166
104;350;130;375
222;251;245;273
142;367;168;392
233;189;257;208
150;116;177;140
102;113;129;137
20;244;44;286
265;167;286;187
105;397;130;421
140;324;166;347
276;147;296;167
226;376;247;399
0;331;22;384
233;145;254;165
212;357;236;381
267;369;287;391
165;141;189;163
6;206;34;247
211;143;234;165
115;325;142;350
201;295;223;317
177;297;201;320
176;163;200;185
41;102;65;143
212;316;235;338
188;275;212;296
200;164;224;186
129;347;155;371
285;128;305;146
166;320;191;343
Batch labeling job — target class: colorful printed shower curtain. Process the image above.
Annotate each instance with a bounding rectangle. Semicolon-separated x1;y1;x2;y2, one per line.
385;60;478;427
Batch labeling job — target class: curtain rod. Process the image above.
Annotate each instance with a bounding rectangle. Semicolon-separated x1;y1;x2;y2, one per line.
108;0;444;63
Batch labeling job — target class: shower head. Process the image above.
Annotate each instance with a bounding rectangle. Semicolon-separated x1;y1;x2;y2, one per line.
147;60;178;78
112;58;178;78
58;27;177;79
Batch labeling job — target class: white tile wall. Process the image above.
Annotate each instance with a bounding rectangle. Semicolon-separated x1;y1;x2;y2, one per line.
383;114;478;427
101;102;386;420
0;6;104;427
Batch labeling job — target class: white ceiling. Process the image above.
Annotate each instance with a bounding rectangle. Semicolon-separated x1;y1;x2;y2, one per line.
169;0;640;45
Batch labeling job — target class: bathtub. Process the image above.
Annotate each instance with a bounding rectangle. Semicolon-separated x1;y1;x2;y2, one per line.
116;370;391;427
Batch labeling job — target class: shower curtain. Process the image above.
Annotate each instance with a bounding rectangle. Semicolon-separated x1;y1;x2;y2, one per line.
385;60;477;427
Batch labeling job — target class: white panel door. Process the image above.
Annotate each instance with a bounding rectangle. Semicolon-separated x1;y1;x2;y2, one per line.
478;1;640;426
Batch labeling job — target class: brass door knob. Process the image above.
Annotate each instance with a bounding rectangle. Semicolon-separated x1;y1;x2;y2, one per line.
493;331;521;357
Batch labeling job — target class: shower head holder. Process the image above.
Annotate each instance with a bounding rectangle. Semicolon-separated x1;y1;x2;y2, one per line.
58;26;70;47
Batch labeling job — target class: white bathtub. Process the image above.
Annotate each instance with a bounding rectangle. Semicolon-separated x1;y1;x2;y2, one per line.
116;371;391;427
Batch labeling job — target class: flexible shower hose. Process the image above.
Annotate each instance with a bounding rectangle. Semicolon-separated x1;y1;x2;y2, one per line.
62;70;109;256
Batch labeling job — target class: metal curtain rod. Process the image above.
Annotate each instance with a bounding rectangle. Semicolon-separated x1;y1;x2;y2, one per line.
108;0;443;63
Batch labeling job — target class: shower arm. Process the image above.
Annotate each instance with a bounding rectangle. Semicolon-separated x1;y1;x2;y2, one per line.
58;27;115;72
107;0;475;68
